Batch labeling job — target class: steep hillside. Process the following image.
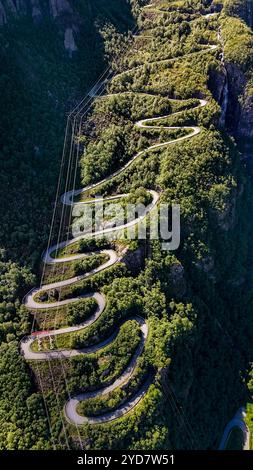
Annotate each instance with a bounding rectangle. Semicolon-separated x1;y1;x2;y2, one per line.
217;0;253;165
0;0;134;265
1;0;253;452
220;0;253;448
0;0;136;450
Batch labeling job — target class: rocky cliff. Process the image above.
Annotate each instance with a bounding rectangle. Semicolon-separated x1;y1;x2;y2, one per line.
226;62;253;139
0;0;78;55
216;2;253;141
0;0;74;23
224;0;253;28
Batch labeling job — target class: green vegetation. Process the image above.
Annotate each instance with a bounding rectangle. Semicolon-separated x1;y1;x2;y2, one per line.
42;252;109;284
220;0;253;102
246;366;253;449
32;316;141;358
33;297;98;330
51;237;111;259
221;14;253;69
0;0;137;450
32;319;142;388
72;278;143;349
0;253;50;449
2;0;253;452
0;0;134;266
76;364;150;417
0;342;49;449
246;403;253;450
67;298;98;326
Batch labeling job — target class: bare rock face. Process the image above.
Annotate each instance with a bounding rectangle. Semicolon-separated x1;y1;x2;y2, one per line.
237;92;253;139
168;262;186;298
195;256;215;280
1;0;74;23
209;41;253;140
227;62;253;139
6;0;26;15
6;0;17;14
122;246;145;273
31;0;42;23
0;2;6;25
208;67;226;105
16;0;27;12
49;1;79;55
0;0;79;54
49;0;72;19
0;0;38;23
0;0;27;22
64;26;77;57
225;0;253;29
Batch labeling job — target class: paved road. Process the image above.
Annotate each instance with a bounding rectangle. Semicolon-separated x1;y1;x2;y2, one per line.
21;314;146;361
114;43;218;81
21;12;219;425
65;376;152;425
219;407;250;450
24;250;117;309
64;316;148;424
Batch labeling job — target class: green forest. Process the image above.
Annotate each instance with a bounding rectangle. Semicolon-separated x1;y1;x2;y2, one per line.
1;0;253;451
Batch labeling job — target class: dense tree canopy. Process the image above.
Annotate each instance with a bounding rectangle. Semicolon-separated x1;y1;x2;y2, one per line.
1;0;253;451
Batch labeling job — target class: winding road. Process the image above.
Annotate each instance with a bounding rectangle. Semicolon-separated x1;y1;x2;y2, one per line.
219;407;250;450
20;7;219;426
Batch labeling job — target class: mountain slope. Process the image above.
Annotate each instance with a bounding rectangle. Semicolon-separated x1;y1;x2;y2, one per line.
1;0;253;451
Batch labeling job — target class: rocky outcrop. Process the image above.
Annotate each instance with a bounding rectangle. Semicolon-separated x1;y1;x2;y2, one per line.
208;66;226;105
0;2;6;24
31;0;43;23
223;61;253;139
238;92;253;139
239;0;253;28
220;3;253;138
122;246;145;273
49;0;73;19
168;262;186;298
0;0;74;21
212;27;253;139
224;0;253;29
64;26;77;57
225;63;244;123
0;0;79;55
49;0;79;56
6;0;18;14
0;0;27;22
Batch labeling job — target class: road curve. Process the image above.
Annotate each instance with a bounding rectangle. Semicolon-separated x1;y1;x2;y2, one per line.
61;98;207;209
24;250;118;309
21;314;146;361
219;407;250;450
64;316;148;424
20;11;219;425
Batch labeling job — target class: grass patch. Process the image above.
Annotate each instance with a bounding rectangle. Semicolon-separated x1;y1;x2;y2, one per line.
50;237;111;259
76;360;150;417
37;253;109;294
50;241;82;259
31;317;140;359
246;403;253;450
32;297;98;331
